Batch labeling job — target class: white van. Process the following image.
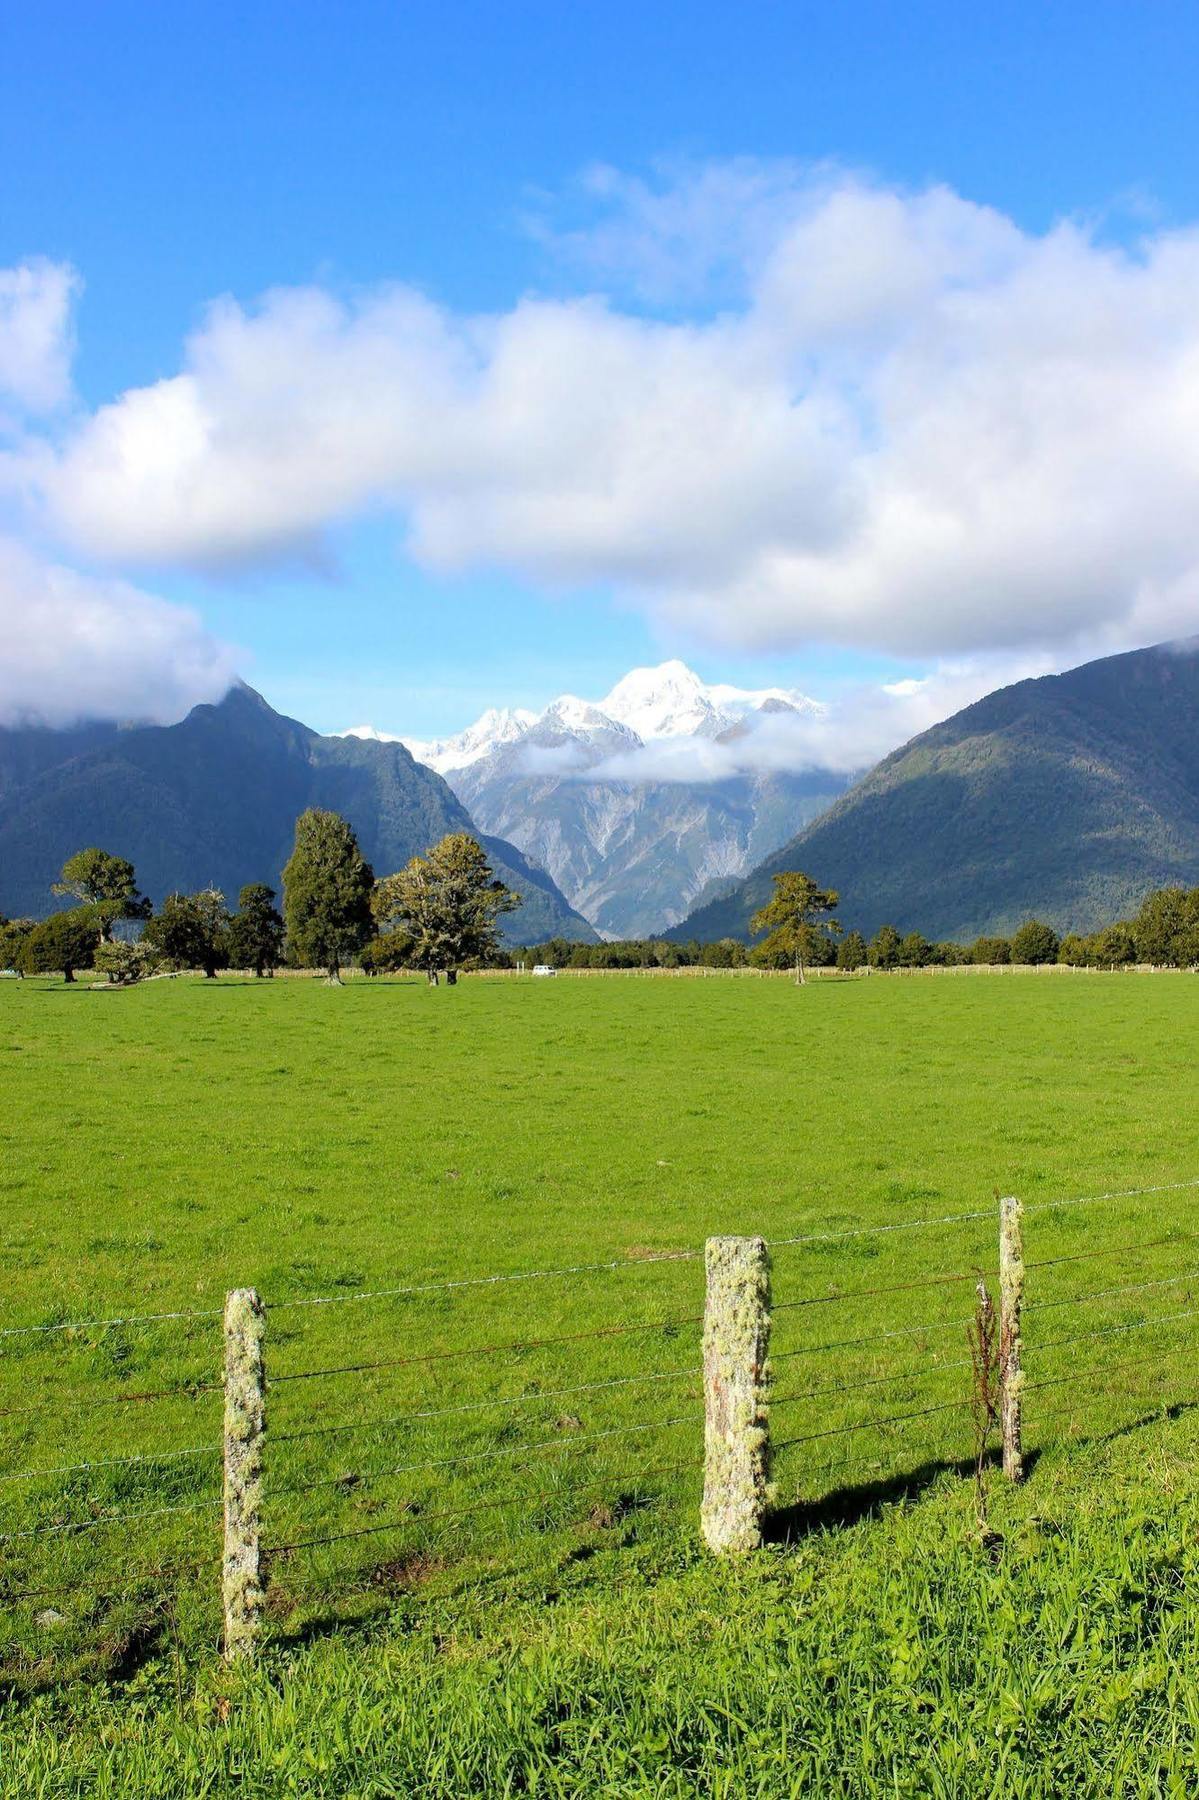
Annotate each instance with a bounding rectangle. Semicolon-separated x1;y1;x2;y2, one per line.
531;964;557;977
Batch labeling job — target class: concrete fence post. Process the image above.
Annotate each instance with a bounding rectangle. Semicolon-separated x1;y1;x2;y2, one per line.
998;1197;1025;1482
701;1235;772;1554
223;1286;266;1660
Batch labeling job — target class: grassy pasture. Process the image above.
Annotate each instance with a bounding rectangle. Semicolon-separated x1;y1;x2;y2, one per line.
2;970;1199;1794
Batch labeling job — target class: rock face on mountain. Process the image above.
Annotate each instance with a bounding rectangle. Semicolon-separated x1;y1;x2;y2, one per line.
0;684;596;944
670;640;1199;944
356;662;849;938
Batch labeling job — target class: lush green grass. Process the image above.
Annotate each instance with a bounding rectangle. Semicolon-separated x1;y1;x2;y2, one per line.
2;970;1199;1794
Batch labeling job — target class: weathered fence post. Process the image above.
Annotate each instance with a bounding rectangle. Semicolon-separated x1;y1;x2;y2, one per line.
223;1287;266;1660
701;1235;772;1554
998;1196;1024;1482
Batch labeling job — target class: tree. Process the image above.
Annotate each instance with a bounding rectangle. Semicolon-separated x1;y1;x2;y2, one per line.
868;924;902;970
971;936;1011;965
835;931;868;971
0;917;35;976
144;890;230;978
18;909;99;982
748;871;841;986
227;884;285;977
1133;886;1199;965
898;931;933;968
373;834;519;985
52;848;149;941
359;929;415;975
1010;919;1060;966
93;939;161;985
282;810;374;983
1089;922;1138;968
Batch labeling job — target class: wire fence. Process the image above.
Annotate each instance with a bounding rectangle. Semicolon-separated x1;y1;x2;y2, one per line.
3;1175;1198;1673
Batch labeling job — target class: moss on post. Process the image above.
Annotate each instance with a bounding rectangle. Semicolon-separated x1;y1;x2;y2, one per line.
701;1235;772;1554
999;1196;1025;1483
223;1287;266;1660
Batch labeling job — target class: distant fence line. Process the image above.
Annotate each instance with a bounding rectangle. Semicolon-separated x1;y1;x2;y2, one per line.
3;1177;1198;1670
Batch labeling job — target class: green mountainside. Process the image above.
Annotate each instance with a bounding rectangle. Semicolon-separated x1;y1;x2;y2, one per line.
671;640;1199;943
0;684;596;944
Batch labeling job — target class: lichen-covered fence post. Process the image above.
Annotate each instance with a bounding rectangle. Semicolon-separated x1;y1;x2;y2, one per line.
223;1287;266;1660
998;1196;1024;1482
701;1235;772;1554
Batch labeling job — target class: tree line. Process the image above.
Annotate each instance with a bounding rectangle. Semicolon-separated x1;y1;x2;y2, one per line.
519;879;1199;974
0;810;519;986
5;834;1199;985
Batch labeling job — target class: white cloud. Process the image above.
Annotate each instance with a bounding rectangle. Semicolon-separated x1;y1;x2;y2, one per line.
25;168;1199;662
0;536;237;728
583;652;1058;783
0;260;79;416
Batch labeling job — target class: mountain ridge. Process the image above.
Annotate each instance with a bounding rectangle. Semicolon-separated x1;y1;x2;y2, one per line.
669;639;1199;944
0;683;597;944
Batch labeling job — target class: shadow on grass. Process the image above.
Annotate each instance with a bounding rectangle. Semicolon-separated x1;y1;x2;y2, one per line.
767;1444;1033;1542
770;1398;1198;1541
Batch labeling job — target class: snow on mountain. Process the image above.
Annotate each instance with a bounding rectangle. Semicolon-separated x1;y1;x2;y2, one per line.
342;663;825;775
598;660;823;741
341;723;406;744
401;706;538;774
335;665;844;936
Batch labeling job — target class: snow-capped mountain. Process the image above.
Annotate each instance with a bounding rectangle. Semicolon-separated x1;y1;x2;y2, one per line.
398;662;823;774
340;663;847;938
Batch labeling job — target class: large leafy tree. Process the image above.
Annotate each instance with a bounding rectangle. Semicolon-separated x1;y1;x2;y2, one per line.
227;884;285;977
749;871;841;986
1010;919;1060;966
1133;886;1199;965
18;909;100;983
282;809;374;983
145;889;231;978
867;924;903;969
52;848;149;941
373;834;519;985
0;917;36;977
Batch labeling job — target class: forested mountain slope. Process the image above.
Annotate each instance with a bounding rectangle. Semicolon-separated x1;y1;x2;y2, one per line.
671;640;1199;943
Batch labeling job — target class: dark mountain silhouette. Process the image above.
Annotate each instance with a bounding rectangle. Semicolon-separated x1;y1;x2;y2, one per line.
0;683;596;944
670;640;1199;943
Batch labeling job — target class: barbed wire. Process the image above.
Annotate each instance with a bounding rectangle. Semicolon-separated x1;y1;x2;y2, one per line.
1026;1230;1196;1275
271;1365;698;1448
773;1393;972;1454
271;1414;698;1500
269;1311;703;1387
1026;1305;1198;1359
0;1441;216;1487
773;1268;976;1316
1025;1269;1199;1315
1023;1340;1195;1400
0;1376;222;1422
771;1313;974;1360
5;1176;1195;1350
0;1304;223;1342
264;1461;695;1558
766;1177;1199;1258
0;1493;221;1545
767;1207;993;1252
0;1552;215;1607
770;1354;970;1410
268;1251;700;1315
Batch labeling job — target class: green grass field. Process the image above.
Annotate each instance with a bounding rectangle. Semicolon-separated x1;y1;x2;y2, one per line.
3;970;1199;1795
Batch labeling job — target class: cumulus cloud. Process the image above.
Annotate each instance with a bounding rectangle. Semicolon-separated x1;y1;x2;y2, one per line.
0;536;237;728
25;167;1199;662
0;260;79;416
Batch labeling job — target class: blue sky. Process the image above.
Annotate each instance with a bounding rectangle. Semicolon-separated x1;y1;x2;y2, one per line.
3;3;1199;739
